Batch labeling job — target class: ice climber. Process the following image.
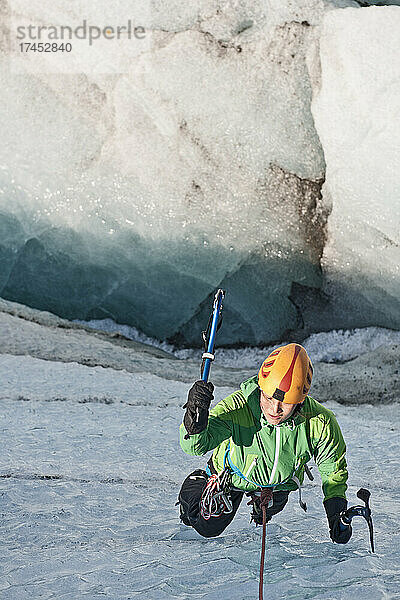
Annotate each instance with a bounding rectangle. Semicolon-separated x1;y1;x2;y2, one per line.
178;342;352;544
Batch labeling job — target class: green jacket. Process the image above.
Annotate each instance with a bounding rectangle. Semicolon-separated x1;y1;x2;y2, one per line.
180;376;348;500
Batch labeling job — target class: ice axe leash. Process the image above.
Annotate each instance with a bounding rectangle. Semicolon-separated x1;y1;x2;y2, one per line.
340;488;375;552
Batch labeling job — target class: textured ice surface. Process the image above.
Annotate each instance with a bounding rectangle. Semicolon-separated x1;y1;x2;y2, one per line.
0;349;399;599
0;1;344;345
311;6;400;331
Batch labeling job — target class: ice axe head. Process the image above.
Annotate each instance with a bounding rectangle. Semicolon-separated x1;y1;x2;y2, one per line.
356;488;374;553
357;488;371;506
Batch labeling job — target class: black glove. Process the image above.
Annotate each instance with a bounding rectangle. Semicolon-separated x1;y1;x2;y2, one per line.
324;497;353;544
183;380;214;435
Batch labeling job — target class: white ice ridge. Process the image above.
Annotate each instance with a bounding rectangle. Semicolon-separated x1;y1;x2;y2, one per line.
0;298;399;403
311;5;400;330
76;316;400;366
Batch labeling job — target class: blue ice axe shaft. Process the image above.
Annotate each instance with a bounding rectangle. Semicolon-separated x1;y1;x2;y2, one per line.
201;289;225;382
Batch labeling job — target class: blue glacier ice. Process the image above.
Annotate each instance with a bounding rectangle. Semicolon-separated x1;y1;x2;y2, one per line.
0;0;399;344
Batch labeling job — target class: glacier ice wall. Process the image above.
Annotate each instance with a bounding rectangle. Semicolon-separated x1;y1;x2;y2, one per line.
310;6;400;331
0;0;399;345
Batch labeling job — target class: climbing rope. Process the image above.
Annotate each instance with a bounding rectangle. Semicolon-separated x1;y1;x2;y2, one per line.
259;488;273;600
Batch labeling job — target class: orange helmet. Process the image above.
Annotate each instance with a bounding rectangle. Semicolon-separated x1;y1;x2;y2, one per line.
258;343;313;405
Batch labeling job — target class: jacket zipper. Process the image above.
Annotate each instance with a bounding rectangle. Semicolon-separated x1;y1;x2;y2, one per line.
244;456;257;478
268;426;281;484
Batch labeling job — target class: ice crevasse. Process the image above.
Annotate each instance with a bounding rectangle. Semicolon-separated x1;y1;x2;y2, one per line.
0;1;399;345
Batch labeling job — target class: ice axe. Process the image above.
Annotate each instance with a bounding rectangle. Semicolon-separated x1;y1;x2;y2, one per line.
340;488;375;552
200;289;225;382
183;289;225;440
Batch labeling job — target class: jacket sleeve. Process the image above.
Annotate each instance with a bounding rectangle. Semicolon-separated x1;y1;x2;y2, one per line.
313;413;348;501
179;396;233;456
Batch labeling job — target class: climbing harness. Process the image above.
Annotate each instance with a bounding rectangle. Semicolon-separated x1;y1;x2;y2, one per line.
246;489;273;525
223;439;311;512
200;468;233;520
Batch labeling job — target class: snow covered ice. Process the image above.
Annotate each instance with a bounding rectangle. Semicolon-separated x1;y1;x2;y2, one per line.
0;300;400;599
1;359;400;599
